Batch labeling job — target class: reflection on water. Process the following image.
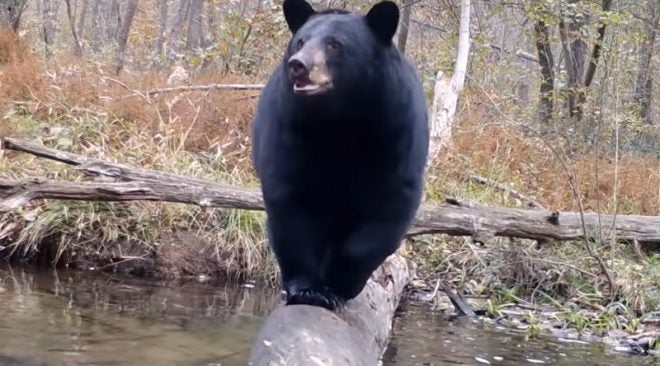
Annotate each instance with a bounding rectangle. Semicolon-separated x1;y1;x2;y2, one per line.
382;302;657;366
1;263;655;366
0;262;281;366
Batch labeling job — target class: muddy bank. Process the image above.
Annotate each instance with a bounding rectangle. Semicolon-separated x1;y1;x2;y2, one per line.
0;227;275;284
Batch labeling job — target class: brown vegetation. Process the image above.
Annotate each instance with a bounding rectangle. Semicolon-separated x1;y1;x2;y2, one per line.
432;110;660;215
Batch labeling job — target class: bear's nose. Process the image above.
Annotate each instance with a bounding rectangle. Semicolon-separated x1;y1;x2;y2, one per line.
287;57;309;80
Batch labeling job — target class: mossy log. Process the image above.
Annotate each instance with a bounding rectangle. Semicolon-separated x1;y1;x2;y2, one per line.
2;137;660;245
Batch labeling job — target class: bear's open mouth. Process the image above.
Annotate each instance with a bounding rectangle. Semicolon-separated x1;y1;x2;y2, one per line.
293;81;330;95
293;80;332;95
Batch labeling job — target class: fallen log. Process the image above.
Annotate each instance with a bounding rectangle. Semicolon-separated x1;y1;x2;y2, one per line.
248;254;411;366
2;137;660;245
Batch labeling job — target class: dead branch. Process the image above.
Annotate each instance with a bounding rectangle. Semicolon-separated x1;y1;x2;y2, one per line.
469;174;545;209
0;178;263;212
488;43;540;63
147;83;265;96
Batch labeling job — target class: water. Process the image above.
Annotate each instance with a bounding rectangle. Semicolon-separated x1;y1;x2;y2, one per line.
382;303;657;366
0;263;654;366
0;263;280;366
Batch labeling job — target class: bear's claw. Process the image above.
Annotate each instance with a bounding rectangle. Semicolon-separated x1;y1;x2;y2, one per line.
285;286;345;311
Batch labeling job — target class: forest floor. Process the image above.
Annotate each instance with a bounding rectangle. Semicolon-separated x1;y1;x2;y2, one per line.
0;30;658;355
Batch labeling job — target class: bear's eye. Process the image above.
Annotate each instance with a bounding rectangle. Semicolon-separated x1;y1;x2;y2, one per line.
326;38;342;51
296;39;304;51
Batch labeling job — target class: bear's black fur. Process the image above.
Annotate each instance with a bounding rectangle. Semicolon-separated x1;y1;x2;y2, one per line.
251;0;429;311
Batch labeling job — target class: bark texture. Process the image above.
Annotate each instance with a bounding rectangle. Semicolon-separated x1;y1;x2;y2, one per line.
248;254;411;366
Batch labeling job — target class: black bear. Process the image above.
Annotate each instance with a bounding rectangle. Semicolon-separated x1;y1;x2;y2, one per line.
251;0;429;311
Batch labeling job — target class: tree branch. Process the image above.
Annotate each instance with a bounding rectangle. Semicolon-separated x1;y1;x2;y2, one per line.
147;83;266;97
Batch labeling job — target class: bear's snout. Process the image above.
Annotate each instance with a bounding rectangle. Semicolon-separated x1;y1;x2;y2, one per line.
287;57;309;82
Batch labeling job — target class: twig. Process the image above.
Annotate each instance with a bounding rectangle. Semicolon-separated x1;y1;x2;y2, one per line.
526;257;599;279
469;174;546;209
101;77;151;103
146;83;265;97
429;278;442;300
438;281;476;316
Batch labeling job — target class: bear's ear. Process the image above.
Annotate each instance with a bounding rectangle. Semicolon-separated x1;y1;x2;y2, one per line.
366;1;400;45
283;0;316;34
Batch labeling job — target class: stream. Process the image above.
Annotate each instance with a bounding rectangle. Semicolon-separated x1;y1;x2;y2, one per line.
0;263;655;365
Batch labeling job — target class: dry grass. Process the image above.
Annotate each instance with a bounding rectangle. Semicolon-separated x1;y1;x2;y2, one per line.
428;107;660;215
0;28;44;137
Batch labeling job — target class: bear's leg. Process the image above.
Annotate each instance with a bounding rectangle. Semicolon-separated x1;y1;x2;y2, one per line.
325;220;408;301
265;211;342;311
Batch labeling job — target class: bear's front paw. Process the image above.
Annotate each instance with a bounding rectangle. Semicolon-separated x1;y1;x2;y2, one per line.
285;283;344;311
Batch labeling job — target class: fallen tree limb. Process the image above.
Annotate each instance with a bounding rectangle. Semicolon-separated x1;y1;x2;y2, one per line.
248;254;411;366
2;138;660;244
147;83;265;96
0;178;263;212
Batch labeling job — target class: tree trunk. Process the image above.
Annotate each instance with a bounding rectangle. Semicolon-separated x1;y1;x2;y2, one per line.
65;0;83;57
40;0;61;59
634;1;658;125
186;0;203;51
397;0;412;54
156;0;168;57
248;254;411;365
106;0;120;42
114;0;138;74
428;0;471;164
559;0;612;122
534;19;555;125
558;14;587;120
577;0;613;120
0;0;27;33
90;0;102;53
205;0;218;47
168;0;190;55
76;0;88;49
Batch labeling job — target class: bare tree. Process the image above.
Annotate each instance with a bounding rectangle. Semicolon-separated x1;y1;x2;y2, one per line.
206;0;218;46
77;0;88;45
114;0;139;74
40;0;61;59
186;0;203;51
105;0;120;41
90;0;102;53
65;0;83;56
0;0;27;33
428;0;471;163
634;0;658;125
558;0;613;122
534;18;555;124
168;0;190;55
397;0;413;54
157;0;169;57
558;0;588;120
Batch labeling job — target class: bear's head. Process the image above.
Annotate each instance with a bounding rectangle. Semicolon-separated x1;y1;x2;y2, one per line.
281;0;400;97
